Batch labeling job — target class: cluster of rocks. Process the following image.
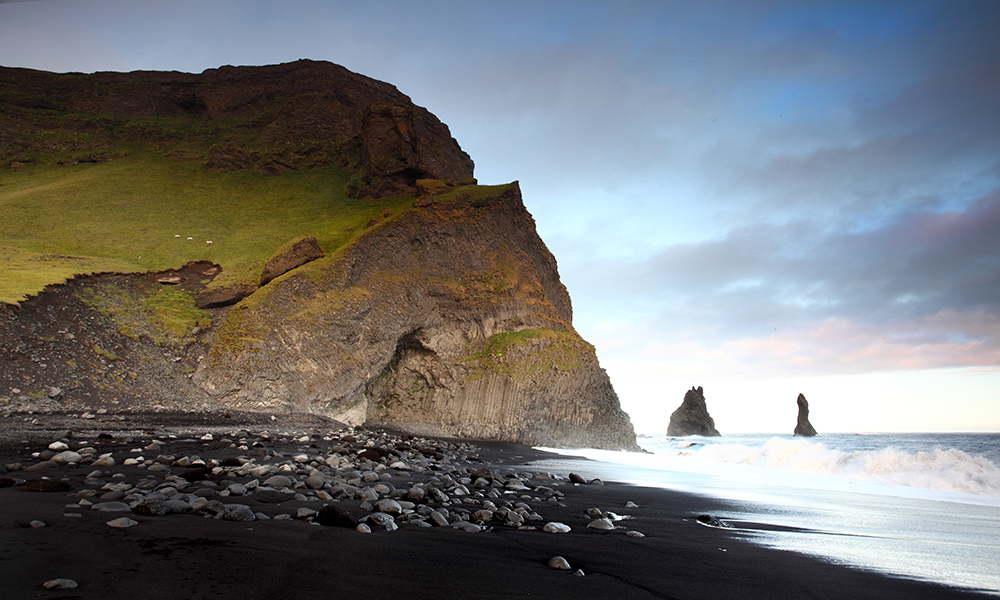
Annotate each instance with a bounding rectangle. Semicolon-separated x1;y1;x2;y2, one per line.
2;426;647;541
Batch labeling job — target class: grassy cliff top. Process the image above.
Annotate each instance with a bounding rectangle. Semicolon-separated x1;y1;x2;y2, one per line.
0;150;411;304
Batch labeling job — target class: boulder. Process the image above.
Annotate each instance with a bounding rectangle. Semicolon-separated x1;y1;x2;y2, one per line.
260;236;325;285
793;393;818;437
195;284;259;309
667;386;721;437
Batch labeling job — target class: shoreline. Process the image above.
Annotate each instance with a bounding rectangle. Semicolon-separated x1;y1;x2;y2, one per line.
1;412;995;599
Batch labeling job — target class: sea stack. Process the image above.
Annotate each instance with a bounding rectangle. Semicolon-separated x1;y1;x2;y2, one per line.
667;386;721;437
793;393;818;437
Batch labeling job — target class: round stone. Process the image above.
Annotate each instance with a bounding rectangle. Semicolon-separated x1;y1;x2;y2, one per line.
543;522;571;533
262;475;293;489
48;442;69;452
355;523;372;533
375;499;402;515
587;518;615;530
106;517;139;528
547;556;571;570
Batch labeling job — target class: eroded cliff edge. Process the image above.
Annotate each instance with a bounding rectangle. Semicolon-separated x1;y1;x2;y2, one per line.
194;183;637;449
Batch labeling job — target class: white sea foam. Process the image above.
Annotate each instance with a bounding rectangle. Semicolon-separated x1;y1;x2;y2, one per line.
650;436;1000;497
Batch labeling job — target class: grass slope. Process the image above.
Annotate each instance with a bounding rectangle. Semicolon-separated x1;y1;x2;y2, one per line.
0;150;411;303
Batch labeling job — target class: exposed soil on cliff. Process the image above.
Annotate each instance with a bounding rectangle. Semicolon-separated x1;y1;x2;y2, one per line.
0;264;227;418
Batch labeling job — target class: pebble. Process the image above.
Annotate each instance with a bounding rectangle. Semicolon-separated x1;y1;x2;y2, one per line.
587;518;615;530
355;523;372;533
573;569;586;577
29;520;46;528
452;521;482;533
625;501;639;508
106;517;139;528
429;511;449;527
43;578;78;590
547;556;571;570
543;522;571;533
48;441;69;452
625;530;645;538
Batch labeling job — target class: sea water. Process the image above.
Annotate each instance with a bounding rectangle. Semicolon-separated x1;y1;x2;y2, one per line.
532;433;1000;595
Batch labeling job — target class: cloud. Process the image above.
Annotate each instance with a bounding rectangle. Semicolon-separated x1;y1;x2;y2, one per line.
565;191;1000;374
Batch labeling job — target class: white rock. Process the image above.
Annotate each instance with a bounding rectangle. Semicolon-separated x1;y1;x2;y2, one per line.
48;441;69;451
625;501;639;508
296;507;318;519
43;579;78;590
50;451;83;464
625;530;646;538
547;556;571;570
355;523;372;533
543;522;571;533
587;518;615;530
106;517;139;528
92;454;116;467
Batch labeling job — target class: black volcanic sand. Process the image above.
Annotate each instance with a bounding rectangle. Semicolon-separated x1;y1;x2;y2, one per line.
0;412;993;599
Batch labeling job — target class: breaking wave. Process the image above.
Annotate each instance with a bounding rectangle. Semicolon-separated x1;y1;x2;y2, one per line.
651;436;1000;497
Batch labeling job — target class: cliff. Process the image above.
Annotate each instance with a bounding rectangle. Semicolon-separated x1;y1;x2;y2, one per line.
0;61;638;450
667;386;721;437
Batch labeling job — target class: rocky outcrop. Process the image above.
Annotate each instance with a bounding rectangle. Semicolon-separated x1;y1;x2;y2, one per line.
667;386;721;437
194;183;638;450
0;60;474;198
793;393;817;437
260;237;326;286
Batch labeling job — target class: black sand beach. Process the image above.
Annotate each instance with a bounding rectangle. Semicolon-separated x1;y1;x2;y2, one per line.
1;412;993;599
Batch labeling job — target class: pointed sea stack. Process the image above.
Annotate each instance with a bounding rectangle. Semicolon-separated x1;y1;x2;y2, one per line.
667;386;721;437
793;393;817;437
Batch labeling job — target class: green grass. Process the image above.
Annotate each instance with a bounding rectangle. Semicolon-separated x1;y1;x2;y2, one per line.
0;149;413;303
465;328;592;380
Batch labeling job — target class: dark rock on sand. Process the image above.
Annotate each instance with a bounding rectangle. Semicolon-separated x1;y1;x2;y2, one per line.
667;387;721;437
317;505;362;528
794;393;818;437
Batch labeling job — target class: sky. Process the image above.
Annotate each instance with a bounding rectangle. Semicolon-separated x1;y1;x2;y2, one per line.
2;0;998;433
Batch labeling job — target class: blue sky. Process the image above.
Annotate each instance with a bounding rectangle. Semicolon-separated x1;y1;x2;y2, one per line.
2;0;998;432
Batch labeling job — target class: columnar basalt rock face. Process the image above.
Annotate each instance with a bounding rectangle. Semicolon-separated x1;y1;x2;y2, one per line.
794;393;818;437
667;386;721;437
194;184;639;450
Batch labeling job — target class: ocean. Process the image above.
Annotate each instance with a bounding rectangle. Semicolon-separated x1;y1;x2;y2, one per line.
532;433;1000;595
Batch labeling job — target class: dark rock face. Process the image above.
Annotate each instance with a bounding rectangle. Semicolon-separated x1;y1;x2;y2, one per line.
667;386;721;437
194;183;638;450
0;60;475;198
794;393;818;437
